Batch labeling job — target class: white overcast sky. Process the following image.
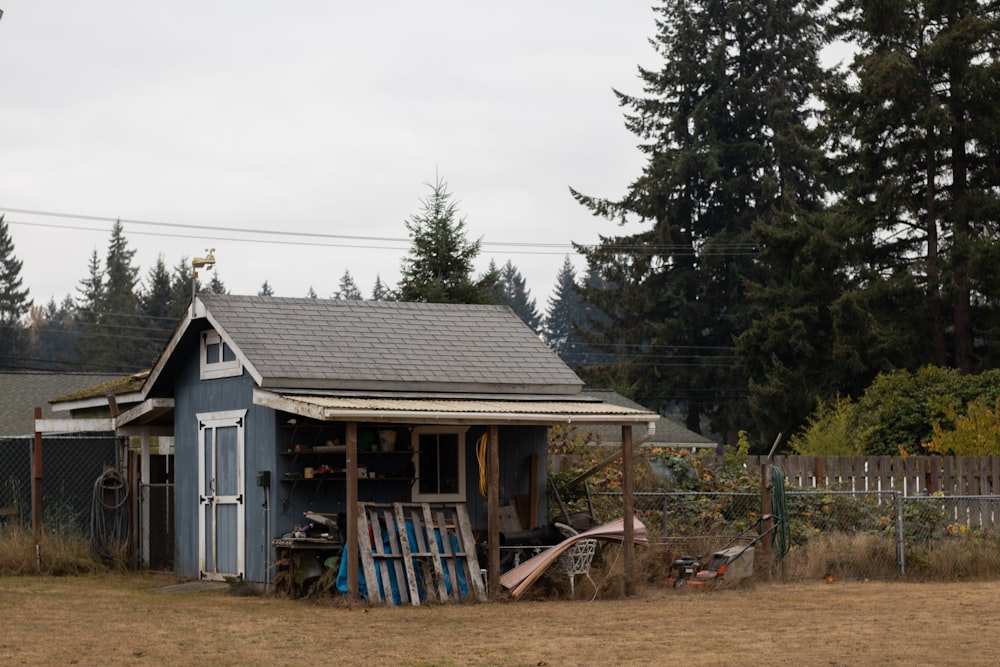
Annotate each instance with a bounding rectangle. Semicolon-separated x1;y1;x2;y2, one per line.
0;1;659;310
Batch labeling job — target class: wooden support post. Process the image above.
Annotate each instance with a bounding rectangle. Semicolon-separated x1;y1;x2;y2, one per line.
621;424;635;597
527;452;538;529
32;407;43;545
487;424;500;599
345;421;359;601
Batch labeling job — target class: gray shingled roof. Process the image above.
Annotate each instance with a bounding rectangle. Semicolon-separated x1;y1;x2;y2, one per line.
199;295;584;394
583;390;717;449
0;372;121;437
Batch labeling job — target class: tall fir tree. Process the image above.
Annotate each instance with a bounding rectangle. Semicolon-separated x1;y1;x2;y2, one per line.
571;0;830;441
140;255;175;365
0;215;32;368
206;273;227;295
98;221;146;371
335;269;363;300
543;257;588;367
75;248;105;368
168;257;196;320
499;260;541;334
827;0;1000;373
371;275;391;301
397;178;500;304
28;296;80;370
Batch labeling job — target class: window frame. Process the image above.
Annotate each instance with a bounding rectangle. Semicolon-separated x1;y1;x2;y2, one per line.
200;329;242;380
411;425;468;503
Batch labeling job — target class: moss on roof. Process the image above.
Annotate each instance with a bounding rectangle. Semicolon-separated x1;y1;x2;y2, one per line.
50;370;150;403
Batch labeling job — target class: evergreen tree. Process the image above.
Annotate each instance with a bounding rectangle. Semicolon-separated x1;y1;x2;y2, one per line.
571;0;830;440
168;257;196;320
139;255;175;364
0;215;32;368
397;178;500;304
499;260;541;333
828;0;1000;373
28;296;80;370
97;221;146;371
371;275;391;301
335;269;363;300
75;248;105;365
544;257;588;366
207;273;227;295
258;280;274;297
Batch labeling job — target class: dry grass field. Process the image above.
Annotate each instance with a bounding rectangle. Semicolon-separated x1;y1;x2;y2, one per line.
1;572;998;666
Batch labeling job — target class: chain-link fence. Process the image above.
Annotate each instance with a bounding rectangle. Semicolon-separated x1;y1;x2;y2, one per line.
594;489;1000;578
0;435;119;537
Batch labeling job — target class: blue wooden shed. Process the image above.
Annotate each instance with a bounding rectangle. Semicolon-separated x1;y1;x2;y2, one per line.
101;294;654;595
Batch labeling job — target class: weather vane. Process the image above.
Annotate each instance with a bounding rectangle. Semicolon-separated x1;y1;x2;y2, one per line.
191;248;216;313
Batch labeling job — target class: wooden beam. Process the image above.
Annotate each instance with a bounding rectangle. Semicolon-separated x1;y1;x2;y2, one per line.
528;452;538;529
33;418;114;433
620;424;635;596
487;424;500;599
566;434;651;488
346;421;359;600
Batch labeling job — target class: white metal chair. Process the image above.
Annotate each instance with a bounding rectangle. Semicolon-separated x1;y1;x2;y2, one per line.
554;522;598;600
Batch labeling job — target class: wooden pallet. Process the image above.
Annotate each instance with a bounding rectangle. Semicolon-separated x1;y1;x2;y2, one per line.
357;502;486;605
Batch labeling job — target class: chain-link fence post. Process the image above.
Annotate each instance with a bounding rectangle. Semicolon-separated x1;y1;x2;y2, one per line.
895;491;906;576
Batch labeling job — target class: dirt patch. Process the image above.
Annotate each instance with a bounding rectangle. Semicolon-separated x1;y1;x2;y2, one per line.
0;572;997;665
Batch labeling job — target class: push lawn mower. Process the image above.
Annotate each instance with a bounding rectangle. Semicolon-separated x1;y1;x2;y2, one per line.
666;514;782;588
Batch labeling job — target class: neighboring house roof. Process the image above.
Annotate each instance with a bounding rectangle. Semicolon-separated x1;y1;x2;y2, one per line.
185;295;585;395
582;390;717;449
0;371;121;437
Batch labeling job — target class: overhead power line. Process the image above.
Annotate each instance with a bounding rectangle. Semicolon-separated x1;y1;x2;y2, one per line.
2;206;758;257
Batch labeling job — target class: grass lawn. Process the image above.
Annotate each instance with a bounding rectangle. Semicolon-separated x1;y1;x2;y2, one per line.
0;572;997;665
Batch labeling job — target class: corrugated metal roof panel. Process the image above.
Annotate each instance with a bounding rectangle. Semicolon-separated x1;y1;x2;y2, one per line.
263;393;657;425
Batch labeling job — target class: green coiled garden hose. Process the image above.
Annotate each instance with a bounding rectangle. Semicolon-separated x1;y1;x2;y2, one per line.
771;465;789;559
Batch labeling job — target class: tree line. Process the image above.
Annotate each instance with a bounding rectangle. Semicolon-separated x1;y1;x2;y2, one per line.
0;182;604;375
4;1;999;454
571;0;1000;449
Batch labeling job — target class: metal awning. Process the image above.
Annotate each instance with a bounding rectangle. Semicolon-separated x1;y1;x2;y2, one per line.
253;389;657;426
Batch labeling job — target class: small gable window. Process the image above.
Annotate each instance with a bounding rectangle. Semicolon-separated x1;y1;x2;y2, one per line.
411;426;467;502
200;329;242;380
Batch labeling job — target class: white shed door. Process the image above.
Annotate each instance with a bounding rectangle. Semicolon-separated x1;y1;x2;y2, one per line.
197;410;246;581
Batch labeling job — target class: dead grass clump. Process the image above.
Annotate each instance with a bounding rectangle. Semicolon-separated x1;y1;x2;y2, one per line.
780;531;897;581
906;535;1000;580
0;527;105;576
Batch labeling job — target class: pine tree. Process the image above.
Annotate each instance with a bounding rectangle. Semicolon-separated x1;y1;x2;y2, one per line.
335;270;363;300
398;178;500;304
258;280;274;297
0;215;32;368
139;255;175;365
168;257;196;320
371;275;392;301
75;248;105;366
28;296;80;370
828;0;1000;373
98;221;146;371
571;0;830;440
499;260;541;333
544;257;587;366
207;274;227;295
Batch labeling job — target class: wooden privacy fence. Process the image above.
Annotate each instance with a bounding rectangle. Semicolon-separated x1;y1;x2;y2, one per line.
749;455;1000;496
